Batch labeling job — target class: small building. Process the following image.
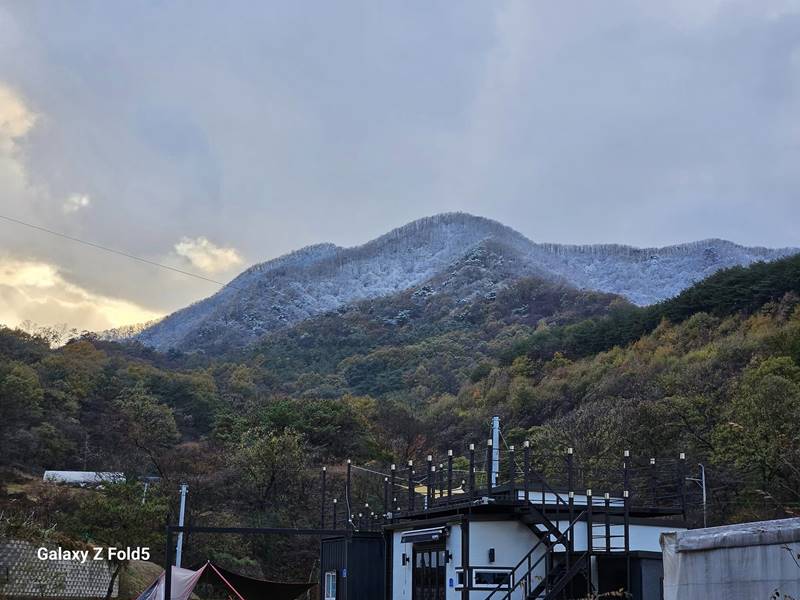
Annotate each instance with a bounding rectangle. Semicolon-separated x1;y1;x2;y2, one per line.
661;517;800;600
386;488;681;600
320;532;386;600
42;471;124;486
318;443;690;600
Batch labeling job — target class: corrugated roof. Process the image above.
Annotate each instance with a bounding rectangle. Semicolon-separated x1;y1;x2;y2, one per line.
668;517;800;552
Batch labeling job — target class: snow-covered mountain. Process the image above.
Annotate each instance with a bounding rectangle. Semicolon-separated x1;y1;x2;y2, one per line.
137;213;797;351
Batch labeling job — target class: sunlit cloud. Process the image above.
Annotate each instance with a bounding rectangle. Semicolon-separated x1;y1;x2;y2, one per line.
0;83;35;199
63;193;91;213
174;236;243;273
0;83;35;150
0;256;162;332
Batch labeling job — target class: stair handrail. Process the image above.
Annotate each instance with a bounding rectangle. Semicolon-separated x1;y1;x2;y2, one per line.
525;466;572;514
483;509;587;600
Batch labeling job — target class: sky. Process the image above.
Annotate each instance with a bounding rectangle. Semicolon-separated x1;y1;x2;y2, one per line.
1;1;799;332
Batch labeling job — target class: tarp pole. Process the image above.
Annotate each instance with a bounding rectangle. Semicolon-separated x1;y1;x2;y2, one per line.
164;520;172;599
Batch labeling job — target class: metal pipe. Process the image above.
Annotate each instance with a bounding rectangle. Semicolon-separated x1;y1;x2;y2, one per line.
175;483;188;568
700;463;707;528
685;463;708;527
491;416;500;487
486;439;493;493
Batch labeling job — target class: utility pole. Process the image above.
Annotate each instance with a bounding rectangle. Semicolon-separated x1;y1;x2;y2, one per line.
491;416;500;488
686;464;707;528
175;483;189;567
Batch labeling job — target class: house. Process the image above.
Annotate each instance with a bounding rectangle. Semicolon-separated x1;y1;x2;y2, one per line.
661;517;800;600
320;440;690;600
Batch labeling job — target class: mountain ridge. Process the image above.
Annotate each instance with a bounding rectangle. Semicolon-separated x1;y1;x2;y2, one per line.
137;213;797;351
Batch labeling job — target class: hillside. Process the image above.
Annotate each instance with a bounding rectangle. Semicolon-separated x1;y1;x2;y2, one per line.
137;213;796;352
1;250;799;587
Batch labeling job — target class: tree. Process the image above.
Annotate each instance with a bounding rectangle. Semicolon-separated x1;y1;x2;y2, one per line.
713;357;800;514
230;427;308;513
113;384;179;477
0;361;44;462
64;481;167;600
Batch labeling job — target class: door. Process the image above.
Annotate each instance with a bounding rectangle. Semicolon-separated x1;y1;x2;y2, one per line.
412;543;446;600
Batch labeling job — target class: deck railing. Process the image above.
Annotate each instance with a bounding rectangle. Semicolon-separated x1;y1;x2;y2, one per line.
318;445;691;532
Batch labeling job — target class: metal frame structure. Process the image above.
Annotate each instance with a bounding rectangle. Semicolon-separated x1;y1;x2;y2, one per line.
162;443;692;599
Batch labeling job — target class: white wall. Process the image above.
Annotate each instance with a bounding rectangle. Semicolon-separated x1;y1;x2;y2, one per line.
554;520;682;552
391;520;543;600
391;519;681;600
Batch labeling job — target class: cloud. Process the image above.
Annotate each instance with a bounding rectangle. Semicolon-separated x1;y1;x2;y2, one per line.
0;2;798;333
0;82;35;148
63;193;91;213
174;237;243;274
0;83;35;200
0;256;162;332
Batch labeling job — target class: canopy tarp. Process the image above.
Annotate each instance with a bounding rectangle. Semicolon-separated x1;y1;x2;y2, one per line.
136;562;315;600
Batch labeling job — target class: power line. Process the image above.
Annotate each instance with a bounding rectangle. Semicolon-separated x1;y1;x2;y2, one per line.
0;213;232;287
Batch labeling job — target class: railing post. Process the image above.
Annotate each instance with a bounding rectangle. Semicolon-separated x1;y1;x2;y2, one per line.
567;448;574;552
408;460;415;511
586;488;593;597
426;455;433;510
346;459;352;528
438;463;445;503
624;489;631;594
486;439;493;494
429;465;436;510
383;476;389;518
623;450;630;494
509;445;516;500
320;466;327;529
679;452;687;519
447;450;454;499
523;441;531;508
390;463;396;519
604;492;611;553
567;490;574;597
469;444;476;500
650;457;657;506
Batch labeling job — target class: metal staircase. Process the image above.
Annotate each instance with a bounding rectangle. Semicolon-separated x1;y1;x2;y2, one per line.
484;508;590;600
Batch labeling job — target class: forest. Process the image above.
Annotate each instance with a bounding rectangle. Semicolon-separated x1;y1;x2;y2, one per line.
1;253;799;591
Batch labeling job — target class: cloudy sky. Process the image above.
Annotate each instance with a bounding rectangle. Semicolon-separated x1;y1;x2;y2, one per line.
1;1;799;331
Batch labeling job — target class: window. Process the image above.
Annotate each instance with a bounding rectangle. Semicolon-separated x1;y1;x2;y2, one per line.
455;569;465;588
473;569;513;589
324;571;337;600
